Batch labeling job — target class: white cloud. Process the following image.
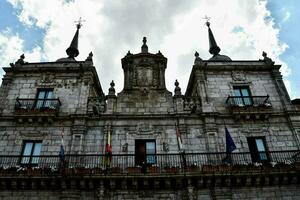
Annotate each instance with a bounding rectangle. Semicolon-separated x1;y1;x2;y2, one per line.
5;0;293;97
0;28;42;77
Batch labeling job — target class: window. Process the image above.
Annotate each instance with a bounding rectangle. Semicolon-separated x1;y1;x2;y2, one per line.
20;141;42;166
135;140;156;166
233;86;252;106
35;89;53;109
247;137;269;163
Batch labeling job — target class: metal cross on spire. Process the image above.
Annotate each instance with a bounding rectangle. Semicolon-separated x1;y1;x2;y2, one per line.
74;17;86;29
203;15;211;27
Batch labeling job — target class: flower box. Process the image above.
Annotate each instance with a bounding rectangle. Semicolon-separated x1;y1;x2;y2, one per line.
127;167;141;174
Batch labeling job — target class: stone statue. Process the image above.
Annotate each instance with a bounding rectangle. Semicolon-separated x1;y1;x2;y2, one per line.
15;54;27;65
260;51;274;65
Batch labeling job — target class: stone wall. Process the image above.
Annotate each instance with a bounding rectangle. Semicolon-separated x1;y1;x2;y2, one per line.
0;185;299;199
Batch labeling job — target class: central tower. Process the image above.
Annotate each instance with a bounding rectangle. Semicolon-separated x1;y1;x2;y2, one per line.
120;37;169;92
115;37;173;114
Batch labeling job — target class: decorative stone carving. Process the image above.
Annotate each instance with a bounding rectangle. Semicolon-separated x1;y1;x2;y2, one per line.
108;80;116;96
163;142;169;152
260;51;274;65
15;54;27;65
232;71;246;81
122;143;128;152
85;51;93;62
194;51;203;65
174;80;182;96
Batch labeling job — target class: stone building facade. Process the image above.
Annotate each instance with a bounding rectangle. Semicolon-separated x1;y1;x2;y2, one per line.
0;22;299;200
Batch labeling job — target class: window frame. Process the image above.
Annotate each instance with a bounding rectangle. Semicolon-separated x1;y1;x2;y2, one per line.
247;136;269;163
135;139;156;166
20;140;43;166
35;88;54;109
233;86;253;106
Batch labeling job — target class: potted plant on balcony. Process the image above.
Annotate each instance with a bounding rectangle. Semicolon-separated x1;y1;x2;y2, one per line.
186;163;201;173
126;166;141;174
147;164;159;173
164;165;179;173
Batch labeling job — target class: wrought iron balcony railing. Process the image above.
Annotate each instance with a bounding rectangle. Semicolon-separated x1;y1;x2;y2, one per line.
0;150;298;175
226;95;271;108
15;98;61;113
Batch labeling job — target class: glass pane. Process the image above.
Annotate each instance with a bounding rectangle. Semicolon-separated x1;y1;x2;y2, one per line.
32;143;42;164
234;89;241;96
45;91;53;99
23;143;33;156
255;139;266;151
146;142;155;154
241;88;250;97
21;142;33;164
146;142;156;164
37;91;46;99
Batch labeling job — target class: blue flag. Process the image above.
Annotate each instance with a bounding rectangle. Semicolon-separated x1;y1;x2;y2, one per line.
225;126;236;153
59;145;65;159
59;137;65;159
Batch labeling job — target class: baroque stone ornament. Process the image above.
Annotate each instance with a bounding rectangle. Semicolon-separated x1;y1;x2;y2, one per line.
232;71;246;81
174;80;182;96
260;51;275;65
194;51;203;65
15;54;27;65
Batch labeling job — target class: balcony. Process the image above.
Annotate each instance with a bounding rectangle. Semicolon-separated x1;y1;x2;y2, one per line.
14;98;61;122
226;95;272;119
0;150;298;190
0;150;298;175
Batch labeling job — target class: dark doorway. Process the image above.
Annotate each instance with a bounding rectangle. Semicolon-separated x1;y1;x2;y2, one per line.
135;140;156;166
247;137;269;163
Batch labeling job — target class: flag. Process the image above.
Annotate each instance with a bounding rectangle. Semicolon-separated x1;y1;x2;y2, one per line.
225;126;236;153
59;133;65;159
105;129;112;166
176;123;184;151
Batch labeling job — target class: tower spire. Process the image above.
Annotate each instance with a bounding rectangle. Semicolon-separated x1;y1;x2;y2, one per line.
206;21;220;56
66;18;85;59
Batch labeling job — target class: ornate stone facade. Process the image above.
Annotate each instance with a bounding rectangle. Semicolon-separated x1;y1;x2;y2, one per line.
0;25;299;199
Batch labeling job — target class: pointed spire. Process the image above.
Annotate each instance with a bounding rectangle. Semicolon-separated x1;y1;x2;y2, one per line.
66;18;84;59
206;21;220;56
141;37;148;53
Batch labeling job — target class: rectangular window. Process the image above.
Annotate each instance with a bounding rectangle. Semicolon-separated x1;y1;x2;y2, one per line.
20;141;42;166
233;86;252;106
35;89;53;109
135;140;156;166
247;137;269;163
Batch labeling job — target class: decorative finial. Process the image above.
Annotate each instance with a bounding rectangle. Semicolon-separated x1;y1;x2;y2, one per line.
85;51;93;62
66;18;85;59
194;51;203;65
126;50;132;56
203;15;211;27
15;54;27;64
74;17;85;29
156;50;163;56
260;51;274;65
110;80;115;87
204;17;221;56
174;80;182;96
108;80;116;96
141;36;148;53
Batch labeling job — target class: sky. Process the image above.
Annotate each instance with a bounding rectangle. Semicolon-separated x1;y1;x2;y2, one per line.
0;0;299;99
